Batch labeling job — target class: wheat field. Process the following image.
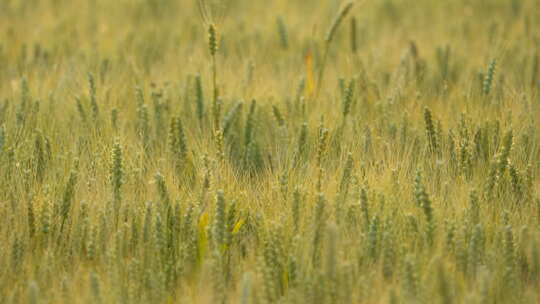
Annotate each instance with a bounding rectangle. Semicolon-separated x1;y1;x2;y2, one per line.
1;0;539;303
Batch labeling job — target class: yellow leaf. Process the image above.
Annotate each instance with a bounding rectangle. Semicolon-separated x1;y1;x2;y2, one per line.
197;212;209;263
198;211;209;231
305;51;315;98
232;219;245;235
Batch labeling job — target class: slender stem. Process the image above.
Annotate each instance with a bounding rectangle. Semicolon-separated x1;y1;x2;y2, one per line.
316;44;330;100
211;53;220;132
212;53;218;105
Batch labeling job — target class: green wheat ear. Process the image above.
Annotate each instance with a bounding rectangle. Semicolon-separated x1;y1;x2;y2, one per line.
424;107;439;155
208;24;218;56
277;16;289;49
483;59;497;96
196;0;231;130
110;139;124;208
350;17;358;53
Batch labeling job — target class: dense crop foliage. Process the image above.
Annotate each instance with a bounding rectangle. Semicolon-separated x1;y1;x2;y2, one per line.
1;0;540;303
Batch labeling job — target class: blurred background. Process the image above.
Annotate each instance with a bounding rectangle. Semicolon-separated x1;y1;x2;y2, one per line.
0;0;538;100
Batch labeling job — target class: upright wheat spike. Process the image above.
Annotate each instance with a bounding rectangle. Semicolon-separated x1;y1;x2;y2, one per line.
424;107;439;155
483;59;497;96
88;73;99;120
351;17;358;53
197;0;230;131
110;139;124;209
60;158;79;233
277;16;289;50
208;24;219;106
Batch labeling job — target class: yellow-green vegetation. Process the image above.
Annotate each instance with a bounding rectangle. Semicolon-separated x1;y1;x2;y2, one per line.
1;0;540;303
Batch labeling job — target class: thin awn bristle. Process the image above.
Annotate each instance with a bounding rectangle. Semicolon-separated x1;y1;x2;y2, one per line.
197;0;230;26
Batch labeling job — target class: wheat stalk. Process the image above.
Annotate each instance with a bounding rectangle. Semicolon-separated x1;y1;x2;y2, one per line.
316;1;356;99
